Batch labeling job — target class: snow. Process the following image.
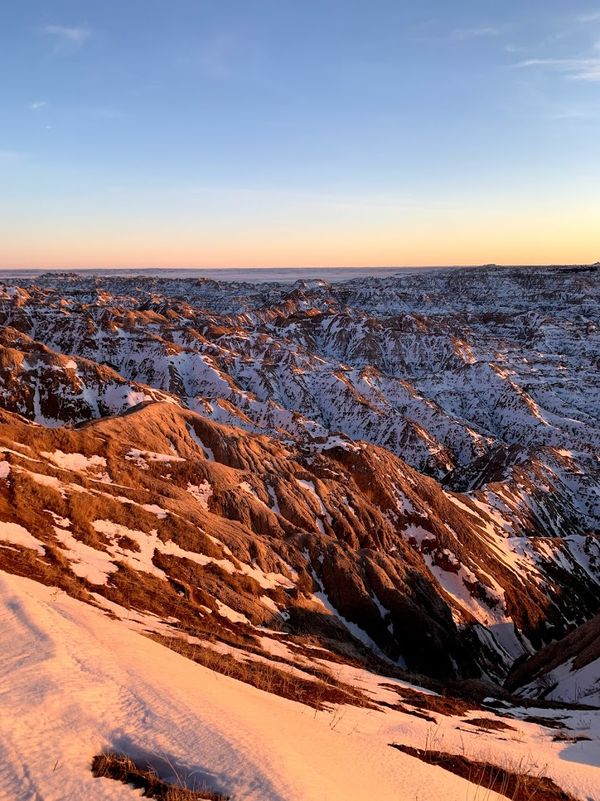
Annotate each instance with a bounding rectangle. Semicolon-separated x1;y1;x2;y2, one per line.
141;504;168;519
402;523;435;546
90;593;189;638
312;585;393;663
53;524;118;586
296;478;331;533
267;484;281;515
296;479;322;510
260;595;280;615
0;522;45;555
186;480;212;509
187;425;215;461
2;570;600;801
1;268;600;799
76;518;294;592
126;448;185;464
45;510;71;529
424;553;501;625
0;570;518;801
522;655;600;707
42;450;107;472
0;445;40;463
215;599;251;625
315;435;361;453
238;561;296;591
26;470;68;496
239;480;257;496
91;520;165;579
446;494;479;518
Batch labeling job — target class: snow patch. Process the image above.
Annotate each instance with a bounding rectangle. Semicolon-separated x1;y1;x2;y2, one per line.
0;521;45;555
41;450;107;473
186;480;213;509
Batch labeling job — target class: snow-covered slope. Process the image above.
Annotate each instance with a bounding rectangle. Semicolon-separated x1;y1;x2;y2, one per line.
2;266;599;487
508;614;600;706
2;570;599;801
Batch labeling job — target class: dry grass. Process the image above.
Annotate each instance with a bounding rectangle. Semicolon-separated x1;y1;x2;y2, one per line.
0;536;90;602
463;717;517;732
389;743;577;801
520;715;567;730
91;753;228;800
552;731;592;744
150;633;373;710
385;686;474;717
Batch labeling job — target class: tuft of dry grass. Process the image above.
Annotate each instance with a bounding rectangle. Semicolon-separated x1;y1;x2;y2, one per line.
463;717;517;732
389;743;577;801
149;633;373;711
382;685;474;717
91;753;228;801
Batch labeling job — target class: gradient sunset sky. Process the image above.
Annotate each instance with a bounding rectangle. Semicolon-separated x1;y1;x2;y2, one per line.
2;0;600;269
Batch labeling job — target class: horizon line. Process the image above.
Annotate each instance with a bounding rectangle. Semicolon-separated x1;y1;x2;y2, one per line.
1;261;599;273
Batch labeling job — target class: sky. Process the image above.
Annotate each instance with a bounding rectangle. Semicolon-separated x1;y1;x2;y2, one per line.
1;1;600;269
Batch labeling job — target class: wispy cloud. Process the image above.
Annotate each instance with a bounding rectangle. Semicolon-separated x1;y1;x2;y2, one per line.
576;11;600;23
28;100;48;111
0;150;25;161
516;57;600;82
452;26;502;41
42;24;90;47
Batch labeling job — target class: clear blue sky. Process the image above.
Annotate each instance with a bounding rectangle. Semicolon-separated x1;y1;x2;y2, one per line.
2;1;599;267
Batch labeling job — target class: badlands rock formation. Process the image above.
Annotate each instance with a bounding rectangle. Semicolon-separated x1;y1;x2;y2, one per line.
0;265;598;687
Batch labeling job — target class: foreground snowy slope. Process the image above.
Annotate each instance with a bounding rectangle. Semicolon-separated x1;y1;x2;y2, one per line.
2;570;599;801
0;572;487;801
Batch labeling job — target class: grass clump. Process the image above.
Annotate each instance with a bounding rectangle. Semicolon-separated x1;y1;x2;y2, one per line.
389;743;577;801
91;753;228;801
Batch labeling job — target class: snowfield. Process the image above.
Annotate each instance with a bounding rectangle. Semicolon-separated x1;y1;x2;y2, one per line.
1;570;599;801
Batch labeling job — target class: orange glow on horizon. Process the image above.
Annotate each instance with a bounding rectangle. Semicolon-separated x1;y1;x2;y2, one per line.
2;201;598;270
